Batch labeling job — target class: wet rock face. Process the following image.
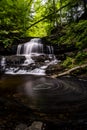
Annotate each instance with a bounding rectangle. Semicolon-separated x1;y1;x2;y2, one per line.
32;54;50;62
0;56;26;75
0;53;58;75
6;56;26;66
0;55;26;66
0;44;17;55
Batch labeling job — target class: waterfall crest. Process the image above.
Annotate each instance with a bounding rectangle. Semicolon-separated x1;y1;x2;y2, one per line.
17;38;54;55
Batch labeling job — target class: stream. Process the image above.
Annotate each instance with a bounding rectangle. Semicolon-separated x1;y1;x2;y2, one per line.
0;75;87;129
0;38;87;129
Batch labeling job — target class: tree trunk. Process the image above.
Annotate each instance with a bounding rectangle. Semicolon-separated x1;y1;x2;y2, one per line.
53;0;58;26
52;64;87;78
60;0;62;25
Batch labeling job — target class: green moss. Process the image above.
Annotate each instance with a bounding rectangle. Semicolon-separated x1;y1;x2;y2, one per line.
61;51;87;69
62;57;75;68
75;51;87;64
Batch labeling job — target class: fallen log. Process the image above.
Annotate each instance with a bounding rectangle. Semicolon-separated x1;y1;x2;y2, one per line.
52;64;87;78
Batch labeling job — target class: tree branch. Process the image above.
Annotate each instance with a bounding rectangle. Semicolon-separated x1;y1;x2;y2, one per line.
52;64;87;78
27;2;71;29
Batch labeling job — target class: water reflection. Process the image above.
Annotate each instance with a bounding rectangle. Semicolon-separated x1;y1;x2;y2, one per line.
20;76;87;114
24;81;34;97
0;75;87;125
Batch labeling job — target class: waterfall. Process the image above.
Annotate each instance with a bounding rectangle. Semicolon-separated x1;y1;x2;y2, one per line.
17;38;53;55
0;57;6;70
3;38;58;75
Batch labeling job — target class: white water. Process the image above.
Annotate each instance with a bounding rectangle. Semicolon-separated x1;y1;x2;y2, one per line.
5;67;45;75
0;57;6;69
4;38;58;75
17;39;43;55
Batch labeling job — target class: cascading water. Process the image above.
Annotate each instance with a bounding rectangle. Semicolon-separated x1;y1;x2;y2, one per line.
3;38;58;75
0;57;6;71
17;38;44;55
17;38;44;66
17;38;54;56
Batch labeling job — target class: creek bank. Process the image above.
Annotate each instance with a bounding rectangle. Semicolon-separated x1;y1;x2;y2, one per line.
51;64;87;79
46;64;65;75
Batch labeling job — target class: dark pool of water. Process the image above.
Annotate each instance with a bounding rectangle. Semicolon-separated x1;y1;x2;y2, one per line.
0;75;87;129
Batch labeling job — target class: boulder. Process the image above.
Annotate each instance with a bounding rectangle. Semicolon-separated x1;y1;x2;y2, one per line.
46;64;64;75
15;121;43;130
6;56;26;66
15;123;27;130
32;54;50;62
27;121;43;130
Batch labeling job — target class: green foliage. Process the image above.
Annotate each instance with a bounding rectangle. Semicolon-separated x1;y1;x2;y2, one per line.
0;0;87;48
56;20;87;68
61;51;87;68
0;0;33;47
75;51;87;64
62;57;74;68
27;0;51;37
27;22;49;37
3;38;13;48
57;20;87;50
